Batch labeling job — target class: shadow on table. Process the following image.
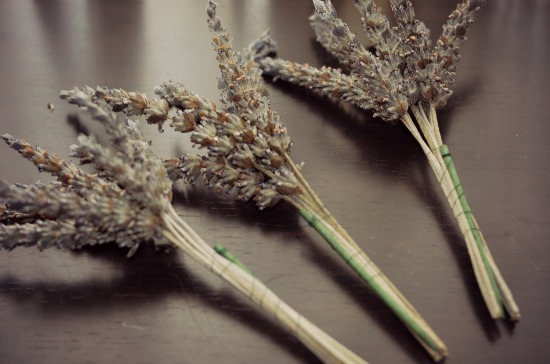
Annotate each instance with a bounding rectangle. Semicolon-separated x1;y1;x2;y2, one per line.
0;244;319;363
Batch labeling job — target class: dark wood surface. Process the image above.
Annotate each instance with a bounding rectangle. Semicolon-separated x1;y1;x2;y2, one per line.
1;1;548;363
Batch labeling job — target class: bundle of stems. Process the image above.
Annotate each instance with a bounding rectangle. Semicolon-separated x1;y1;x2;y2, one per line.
256;0;519;321
0;91;368;363
63;2;448;360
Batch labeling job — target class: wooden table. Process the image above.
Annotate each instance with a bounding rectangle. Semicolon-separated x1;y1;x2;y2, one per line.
1;1;547;363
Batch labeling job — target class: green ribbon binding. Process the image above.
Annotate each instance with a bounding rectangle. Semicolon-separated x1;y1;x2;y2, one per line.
214;244;253;275
439;144;504;311
299;208;442;354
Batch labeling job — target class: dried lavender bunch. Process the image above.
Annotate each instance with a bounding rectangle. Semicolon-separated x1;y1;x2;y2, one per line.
256;0;519;322
0;92;368;364
62;2;449;360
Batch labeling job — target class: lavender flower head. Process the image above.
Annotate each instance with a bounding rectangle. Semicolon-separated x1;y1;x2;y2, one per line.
162;5;298;212
76;1;305;212
0;92;172;256
260;0;486;120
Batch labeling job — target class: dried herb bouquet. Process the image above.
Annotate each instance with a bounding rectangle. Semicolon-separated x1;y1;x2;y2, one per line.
256;0;519;321
59;1;451;360
0;90;371;363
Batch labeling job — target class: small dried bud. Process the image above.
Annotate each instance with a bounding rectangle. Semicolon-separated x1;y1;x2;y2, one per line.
233;145;255;168
235;173;260;201
255;187;281;210
144;98;169;126
129;92;149;112
181;155;204;183
210;135;234;155
172;109;197;133
191;124;217;147
241;129;256;143
275;181;298;196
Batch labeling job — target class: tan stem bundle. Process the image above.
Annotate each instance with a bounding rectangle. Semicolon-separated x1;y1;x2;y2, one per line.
281;154;448;361
161;205;368;364
402;104;520;320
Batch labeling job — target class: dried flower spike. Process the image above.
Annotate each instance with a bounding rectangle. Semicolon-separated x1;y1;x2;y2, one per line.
63;2;448;360
256;0;519;321
0;92;368;364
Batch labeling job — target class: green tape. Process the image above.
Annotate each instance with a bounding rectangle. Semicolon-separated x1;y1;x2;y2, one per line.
214;244;253;275
439;145;503;309
299;208;440;352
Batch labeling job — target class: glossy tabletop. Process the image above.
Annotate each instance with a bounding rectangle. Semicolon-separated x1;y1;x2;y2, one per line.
0;1;548;363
